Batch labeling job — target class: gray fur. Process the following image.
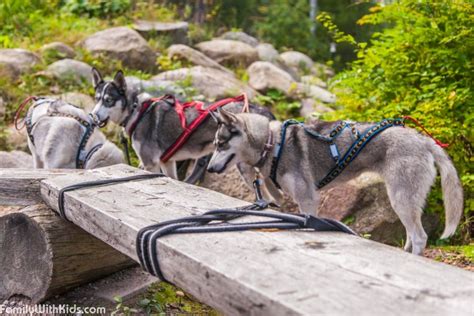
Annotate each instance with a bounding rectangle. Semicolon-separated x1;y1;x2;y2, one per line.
207;112;464;255
27;99;124;169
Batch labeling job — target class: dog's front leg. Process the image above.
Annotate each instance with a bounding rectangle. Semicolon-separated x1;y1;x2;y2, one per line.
160;160;178;179
284;174;320;216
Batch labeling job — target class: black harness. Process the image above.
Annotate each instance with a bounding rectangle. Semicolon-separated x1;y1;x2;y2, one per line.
269;118;405;189
26;98;102;169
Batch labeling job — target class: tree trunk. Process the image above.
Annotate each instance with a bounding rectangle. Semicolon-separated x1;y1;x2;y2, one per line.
0;204;134;303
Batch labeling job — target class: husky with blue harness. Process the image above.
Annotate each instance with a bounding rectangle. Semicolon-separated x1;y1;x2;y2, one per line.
15;97;124;169
207;111;463;255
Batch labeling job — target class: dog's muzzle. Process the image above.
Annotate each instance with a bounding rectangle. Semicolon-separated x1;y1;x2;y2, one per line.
91;113;109;128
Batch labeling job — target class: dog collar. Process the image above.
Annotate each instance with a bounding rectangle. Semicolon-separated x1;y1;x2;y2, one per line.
254;129;274;169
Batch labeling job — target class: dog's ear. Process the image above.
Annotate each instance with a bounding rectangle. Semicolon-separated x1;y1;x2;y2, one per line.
209;110;223;124
217;108;239;126
91;67;103;88
113;70;127;93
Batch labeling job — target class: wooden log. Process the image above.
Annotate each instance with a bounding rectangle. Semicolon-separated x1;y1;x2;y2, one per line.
40;164;474;316
0;203;134;303
0;168;80;206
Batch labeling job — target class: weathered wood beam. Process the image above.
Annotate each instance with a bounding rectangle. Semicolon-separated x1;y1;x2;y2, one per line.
0;168;80;206
39;164;474;315
0;203;134;303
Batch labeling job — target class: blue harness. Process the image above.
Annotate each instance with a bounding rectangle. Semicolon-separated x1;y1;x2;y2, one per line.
269;118;405;189
25;98;102;169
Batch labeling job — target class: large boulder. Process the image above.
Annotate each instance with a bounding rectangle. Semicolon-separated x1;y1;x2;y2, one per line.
40;42;76;61
133;20;189;44
167;44;231;74
0;63;21;81
300;98;334;118
219;31;259;47
6;125;28;151
125;76;187;100
256;43;299;80
0;49;40;79
319;173;440;245
247;61;295;94
295;83;336;103
82;27;156;72
195;39;258;67
280;51;314;74
51;92;96;112
153;66;258;100
0;151;33;168
45;59;92;84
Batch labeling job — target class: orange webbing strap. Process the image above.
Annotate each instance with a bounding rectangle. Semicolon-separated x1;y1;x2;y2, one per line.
14;96;37;130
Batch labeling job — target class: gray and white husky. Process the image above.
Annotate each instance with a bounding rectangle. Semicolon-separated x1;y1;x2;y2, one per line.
207;111;464;255
90;68;275;179
25;98;124;169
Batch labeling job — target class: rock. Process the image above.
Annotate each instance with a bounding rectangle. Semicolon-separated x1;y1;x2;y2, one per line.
133;20;189;44
300;98;334;118
318;173;440;245
0;49;40;77
153;66;257;100
301;75;327;88
82;27;156;72
0;151;33;168
0;63;21;81
40;42;76;61
295;83;336;103
280;51;314;74
219;31;259;47
6;124;29;151
195;39;258;67
256;43;280;63
125;76;187;100
256;43;299;80
247;61;295;94
46;59;92;84
52;92;95;112
167;44;231;74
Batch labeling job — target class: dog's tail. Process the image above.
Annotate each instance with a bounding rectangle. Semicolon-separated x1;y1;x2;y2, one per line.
429;143;463;239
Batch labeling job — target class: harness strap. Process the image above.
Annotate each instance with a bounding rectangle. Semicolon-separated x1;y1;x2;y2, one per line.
317;118;404;188
160;94;249;163
269;119;300;189
269;118;406;190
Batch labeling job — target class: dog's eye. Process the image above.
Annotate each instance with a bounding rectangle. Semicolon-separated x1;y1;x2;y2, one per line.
105;97;114;104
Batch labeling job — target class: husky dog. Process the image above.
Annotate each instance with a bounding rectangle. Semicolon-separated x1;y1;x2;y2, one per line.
90;68;274;179
26;98;124;169
207;111;463;255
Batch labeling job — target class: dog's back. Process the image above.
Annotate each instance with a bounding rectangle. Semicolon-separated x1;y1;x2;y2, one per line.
28;99;124;169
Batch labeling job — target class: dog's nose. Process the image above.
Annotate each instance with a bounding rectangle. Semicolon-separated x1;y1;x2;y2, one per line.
207;166;215;173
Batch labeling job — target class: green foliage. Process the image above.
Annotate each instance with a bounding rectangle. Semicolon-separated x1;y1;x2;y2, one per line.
322;0;473;242
62;0;131;18
254;89;301;120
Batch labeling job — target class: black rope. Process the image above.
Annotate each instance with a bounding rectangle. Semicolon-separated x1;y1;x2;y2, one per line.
56;174;357;282
57;173;166;221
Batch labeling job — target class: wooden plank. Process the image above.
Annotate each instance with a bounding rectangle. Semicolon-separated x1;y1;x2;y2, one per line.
0;168;81;206
40;164;474;316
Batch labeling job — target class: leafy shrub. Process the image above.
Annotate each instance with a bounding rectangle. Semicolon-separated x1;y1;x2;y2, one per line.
320;0;473;241
62;0;131;18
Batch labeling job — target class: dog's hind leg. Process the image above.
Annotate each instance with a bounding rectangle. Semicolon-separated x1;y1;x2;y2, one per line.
382;158;435;255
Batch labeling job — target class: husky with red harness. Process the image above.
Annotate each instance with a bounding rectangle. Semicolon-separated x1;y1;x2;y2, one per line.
90;68;275;183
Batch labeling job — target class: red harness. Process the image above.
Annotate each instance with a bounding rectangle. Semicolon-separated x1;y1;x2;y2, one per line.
126;94;249;163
